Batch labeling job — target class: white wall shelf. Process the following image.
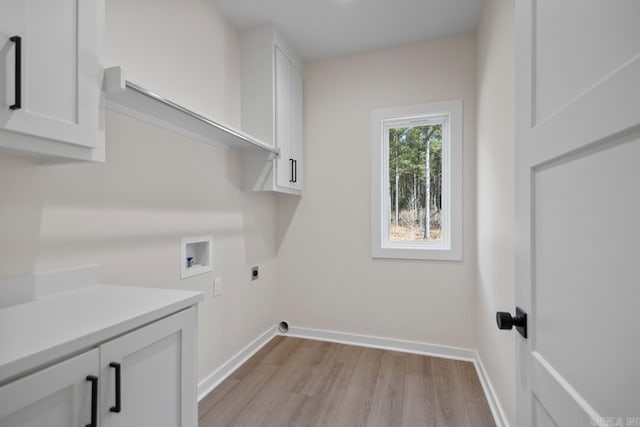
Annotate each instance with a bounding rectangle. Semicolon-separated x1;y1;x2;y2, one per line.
104;68;279;157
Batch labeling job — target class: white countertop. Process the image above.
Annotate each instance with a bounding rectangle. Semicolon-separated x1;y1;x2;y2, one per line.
0;284;203;384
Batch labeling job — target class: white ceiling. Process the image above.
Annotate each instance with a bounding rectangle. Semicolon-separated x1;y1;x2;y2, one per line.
211;0;484;62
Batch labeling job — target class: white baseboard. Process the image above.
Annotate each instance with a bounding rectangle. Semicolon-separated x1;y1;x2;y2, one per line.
197;324;509;427
285;326;476;361
197;325;277;401
472;350;510;427
285;325;509;427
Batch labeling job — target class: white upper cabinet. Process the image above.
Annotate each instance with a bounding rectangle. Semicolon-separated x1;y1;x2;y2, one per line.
0;0;105;162
240;26;304;195
290;63;304;191
275;47;293;188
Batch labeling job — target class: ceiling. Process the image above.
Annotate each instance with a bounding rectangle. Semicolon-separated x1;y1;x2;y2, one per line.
211;0;483;62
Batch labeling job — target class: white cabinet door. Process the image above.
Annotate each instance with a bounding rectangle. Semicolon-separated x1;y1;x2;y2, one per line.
100;307;197;427
0;349;99;427
275;46;294;189
240;29;304;194
0;0;103;148
515;1;640;426
291;65;304;191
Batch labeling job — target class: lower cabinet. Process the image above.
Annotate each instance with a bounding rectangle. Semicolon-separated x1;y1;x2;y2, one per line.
0;307;197;427
100;307;196;427
0;349;99;427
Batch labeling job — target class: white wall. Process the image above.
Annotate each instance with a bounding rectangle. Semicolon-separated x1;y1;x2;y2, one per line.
106;0;241;122
476;0;516;425
0;0;277;382
277;35;478;349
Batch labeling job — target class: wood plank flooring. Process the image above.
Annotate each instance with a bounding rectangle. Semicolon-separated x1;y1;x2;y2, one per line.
199;337;495;427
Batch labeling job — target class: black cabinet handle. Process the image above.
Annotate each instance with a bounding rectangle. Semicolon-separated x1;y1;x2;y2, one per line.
109;362;122;413
289;158;294;182
293;160;298;183
9;36;21;110
86;375;98;427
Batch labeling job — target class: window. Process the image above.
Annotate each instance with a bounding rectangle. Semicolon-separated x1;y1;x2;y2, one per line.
371;100;462;260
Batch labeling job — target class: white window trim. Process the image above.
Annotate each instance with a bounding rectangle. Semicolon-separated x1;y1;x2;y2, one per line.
371;99;463;261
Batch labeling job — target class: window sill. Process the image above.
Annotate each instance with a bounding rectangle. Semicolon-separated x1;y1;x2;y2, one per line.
372;245;462;261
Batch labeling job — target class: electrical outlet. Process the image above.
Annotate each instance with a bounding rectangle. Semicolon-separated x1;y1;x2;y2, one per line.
214;278;222;297
251;266;259;281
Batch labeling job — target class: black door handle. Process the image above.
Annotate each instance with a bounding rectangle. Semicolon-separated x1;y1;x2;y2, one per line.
109;362;122;413
496;307;527;338
86;375;98;427
9;35;21;110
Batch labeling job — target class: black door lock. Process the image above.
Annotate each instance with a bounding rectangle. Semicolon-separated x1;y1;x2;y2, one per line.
496;306;527;339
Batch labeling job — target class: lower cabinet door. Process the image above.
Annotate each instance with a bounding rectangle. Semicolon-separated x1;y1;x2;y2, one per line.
100;307;197;427
0;349;100;427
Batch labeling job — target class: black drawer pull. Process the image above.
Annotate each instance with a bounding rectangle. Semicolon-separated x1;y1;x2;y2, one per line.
9;35;21;110
86;375;98;427
109;362;122;413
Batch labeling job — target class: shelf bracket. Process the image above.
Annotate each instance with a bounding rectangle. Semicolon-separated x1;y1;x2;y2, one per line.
103;66;126;93
268;148;280;160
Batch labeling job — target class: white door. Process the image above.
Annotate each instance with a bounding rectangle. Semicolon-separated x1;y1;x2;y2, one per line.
0;0;103;148
100;307;197;427
275;46;294;189
0;349;99;427
291;64;304;191
514;1;640;426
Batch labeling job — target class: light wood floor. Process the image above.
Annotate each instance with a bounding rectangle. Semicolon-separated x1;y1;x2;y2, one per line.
199;336;495;427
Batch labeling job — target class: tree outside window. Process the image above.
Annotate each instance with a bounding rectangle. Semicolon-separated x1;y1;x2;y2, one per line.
388;123;443;242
